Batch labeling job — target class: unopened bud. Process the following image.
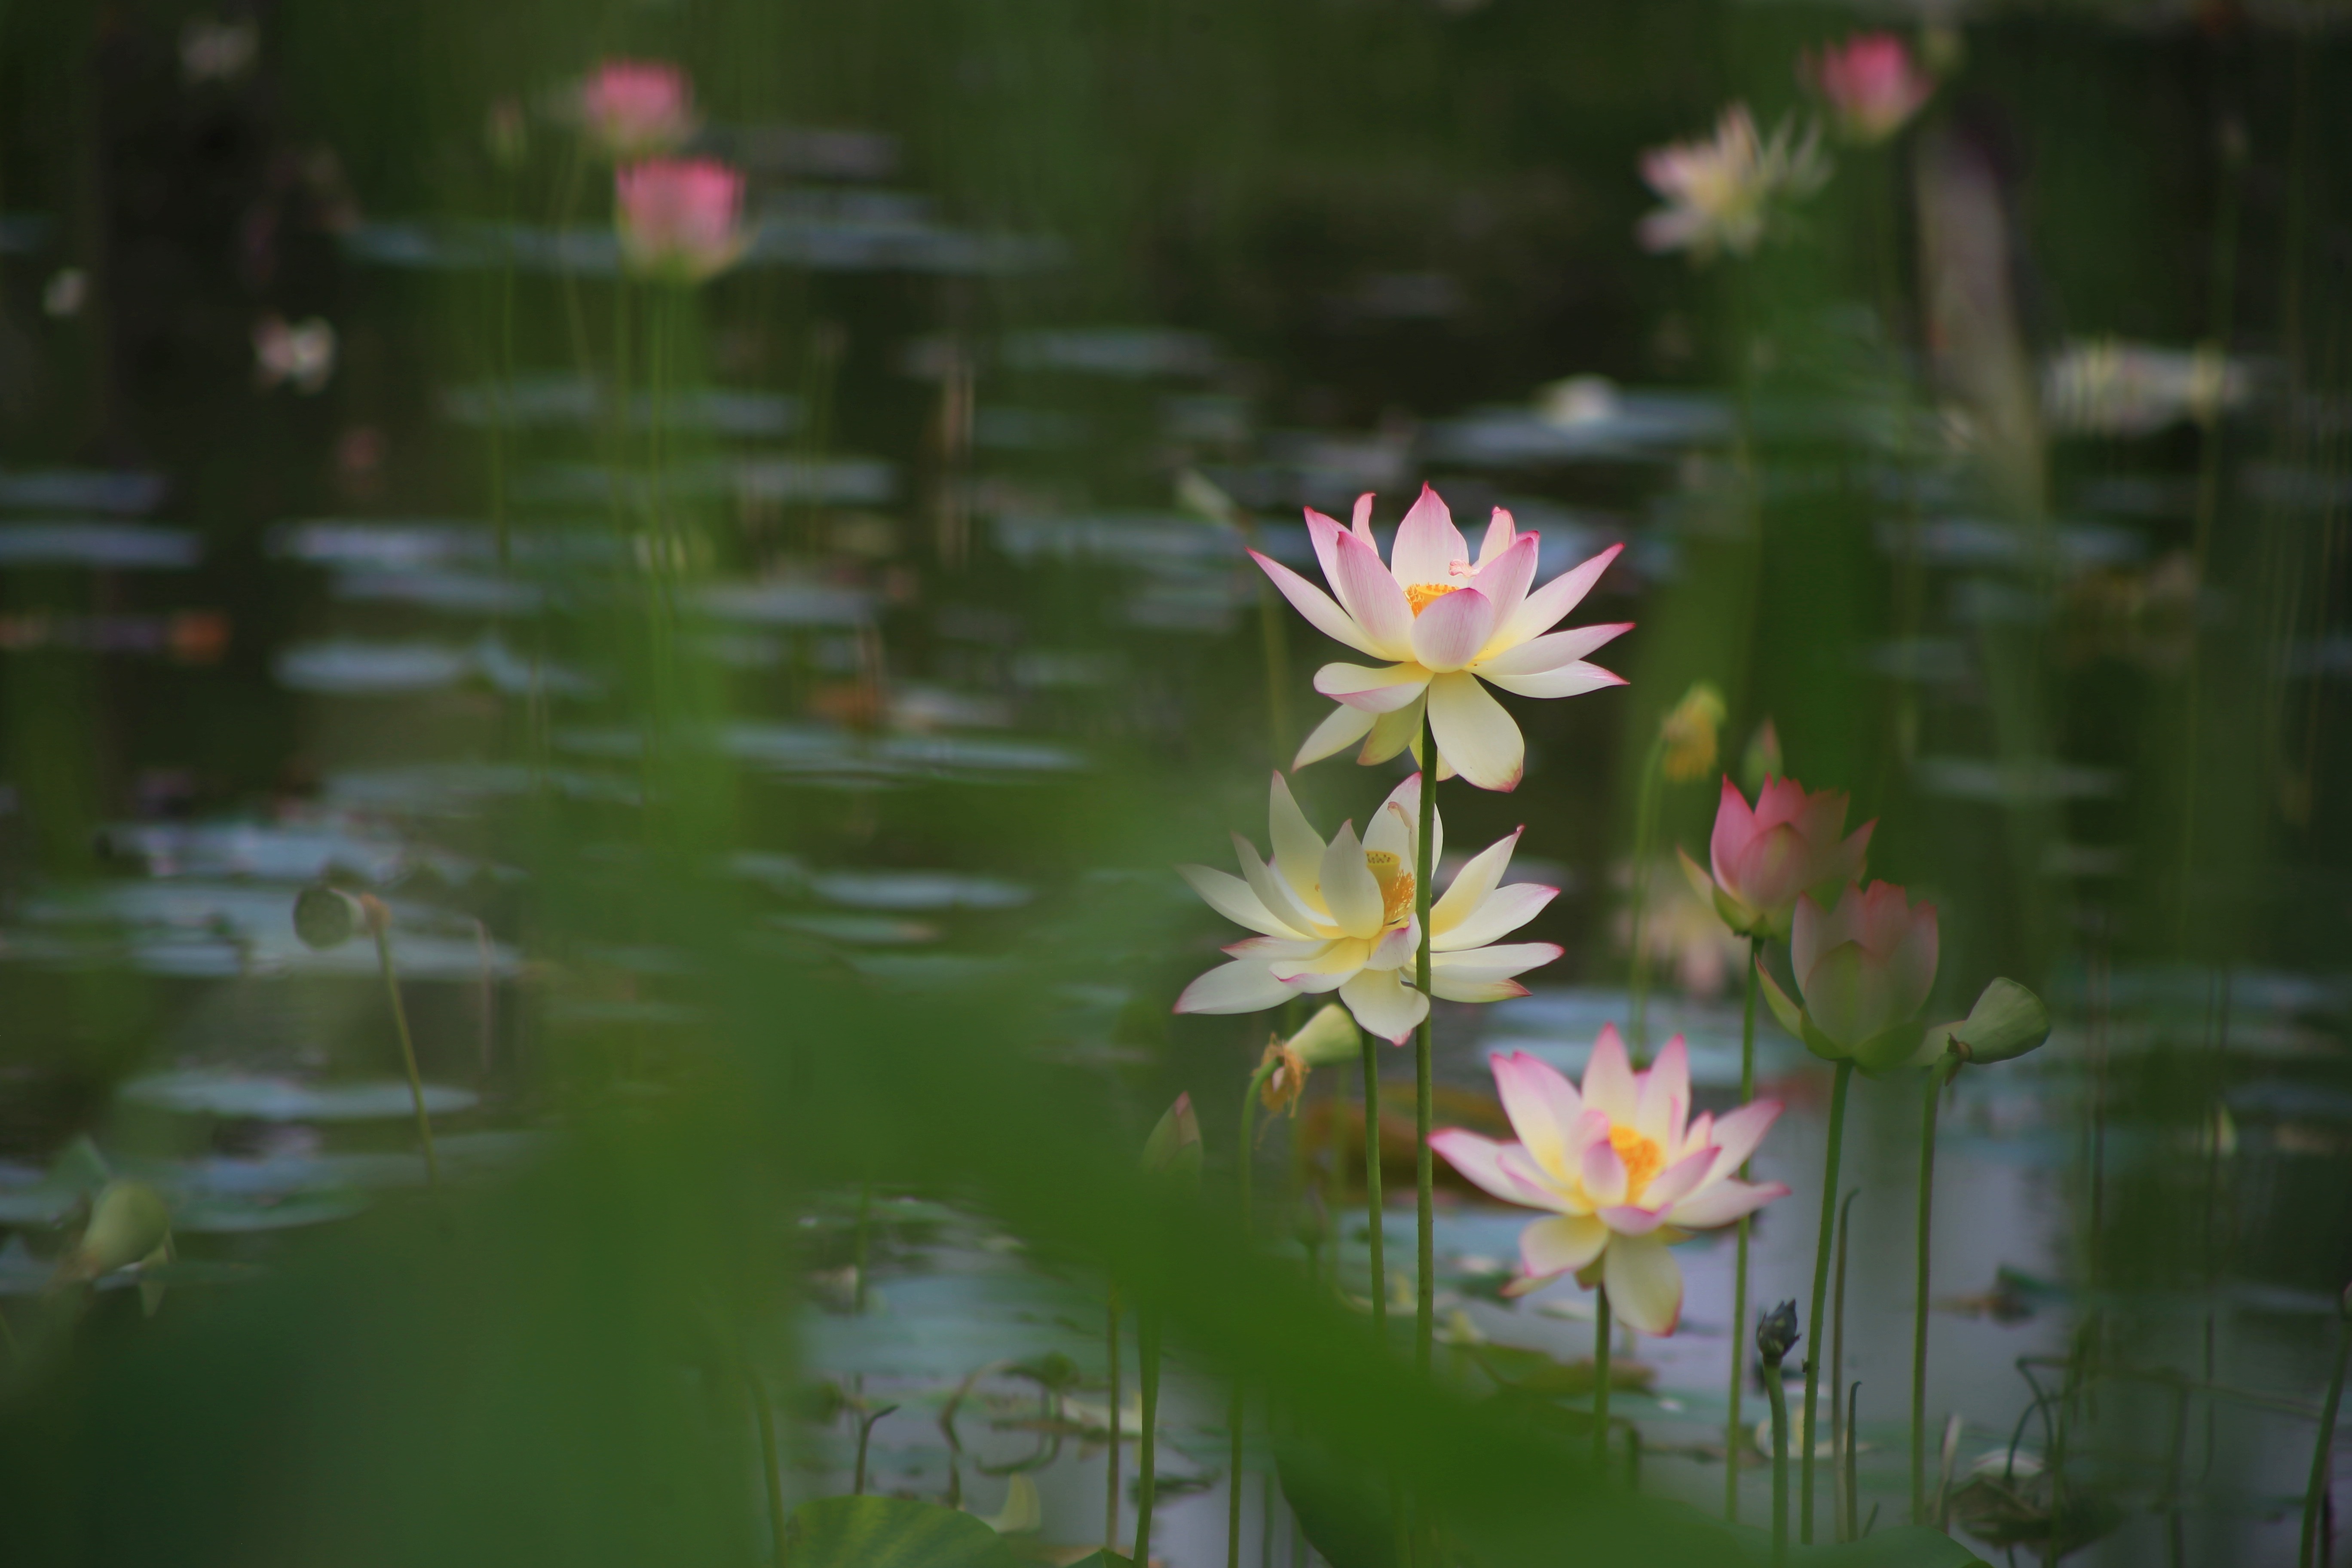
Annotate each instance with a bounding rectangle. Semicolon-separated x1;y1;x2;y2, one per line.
1757;1298;1801;1366
294;884;364;950
1948;978;2051;1066
57;1180;172;1284
1141;1093;1202;1184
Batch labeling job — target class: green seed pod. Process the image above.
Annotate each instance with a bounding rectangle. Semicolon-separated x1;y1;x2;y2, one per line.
294;884;365;951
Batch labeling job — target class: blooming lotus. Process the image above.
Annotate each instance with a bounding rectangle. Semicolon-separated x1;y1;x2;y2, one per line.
579;59;696;160
1250;485;1630;793
616;159;748;284
1430;1029;1789;1335
1638;104;1829;261
1173;772;1562;1044
1759;880;1939;1073
1805;33;1934;145
1678;774;1872;939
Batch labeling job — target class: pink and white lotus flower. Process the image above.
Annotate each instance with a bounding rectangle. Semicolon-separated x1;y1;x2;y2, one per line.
1173;772;1562;1044
1805;33;1935;146
1431;1029;1789;1335
1638;104;1829;262
616;159;748;284
1679;774;1873;938
1250;485;1629;793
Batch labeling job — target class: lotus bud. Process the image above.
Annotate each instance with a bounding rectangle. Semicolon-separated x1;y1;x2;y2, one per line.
1659;681;1727;783
1258;1040;1309;1121
57;1180;172;1284
1141;1093;1202;1185
294;885;387;950
1741;718;1783;792
1943;977;2051;1066
1284;1003;1360;1069
1757;1298;1801;1367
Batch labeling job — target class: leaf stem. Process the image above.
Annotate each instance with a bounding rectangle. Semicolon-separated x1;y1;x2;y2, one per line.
1801;1060;1855;1542
1914;1054;1958;1523
2303;1302;2352;1568
1832;1186;1857;1540
1593;1286;1614;1473
1765;1346;1791;1568
1360;1035;1386;1348
1106;1284;1122;1550
1414;725;1437;1379
370;919;441;1190
1726;935;1760;1522
1133;1312;1161;1565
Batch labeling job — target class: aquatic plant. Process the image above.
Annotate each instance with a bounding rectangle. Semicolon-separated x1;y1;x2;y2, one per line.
615;158;748;284
577;59;697;160
1638;104;1829;261
1803;34;1935;146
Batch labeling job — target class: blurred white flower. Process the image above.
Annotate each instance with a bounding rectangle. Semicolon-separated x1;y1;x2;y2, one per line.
2043;338;2253;437
181;18;259;86
1638;104;1829;262
254;315;337;395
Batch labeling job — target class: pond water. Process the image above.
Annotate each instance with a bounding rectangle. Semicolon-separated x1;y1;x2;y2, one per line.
0;6;2348;1568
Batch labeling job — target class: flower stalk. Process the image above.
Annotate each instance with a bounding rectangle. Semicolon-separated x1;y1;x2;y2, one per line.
1106;1285;1122;1550
1133;1311;1161;1565
1758;1301;1801;1568
1415;704;1439;1376
2301;1285;2352;1568
1727;934;1760;1522
1593;1289;1614;1470
1914;1052;1959;1522
368;901;442;1190
1801;1060;1855;1541
1832;1186;1858;1538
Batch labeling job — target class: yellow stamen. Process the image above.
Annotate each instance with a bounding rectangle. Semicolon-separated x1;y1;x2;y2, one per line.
1609;1125;1666;1199
1362;850;1415;927
1405;581;1460;616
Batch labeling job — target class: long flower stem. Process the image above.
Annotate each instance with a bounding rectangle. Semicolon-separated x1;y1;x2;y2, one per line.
371;920;441;1189
2303;1305;2352;1568
1414;720;1438;1378
1360;1036;1387;1347
1626;735;1665;1059
1914;1055;1958;1524
1832;1187;1857;1540
1801;1060;1855;1543
1234;1062;1277;1568
1727;937;1760;1521
1133;1311;1161;1565
1593;1289;1614;1473
747;1367;788;1568
1765;1350;1791;1568
1106;1285;1122;1550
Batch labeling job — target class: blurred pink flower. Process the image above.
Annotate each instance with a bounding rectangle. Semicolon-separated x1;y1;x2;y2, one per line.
1680;775;1871;938
579;60;696;160
1805;33;1934;145
1431;1029;1789;1335
1790;881;1938;1056
1253;484;1629;792
1638;104;1828;261
616;159;747;284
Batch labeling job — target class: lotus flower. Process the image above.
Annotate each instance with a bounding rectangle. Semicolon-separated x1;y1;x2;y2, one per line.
579;59;696;160
1679;775;1872;939
1430;1029;1789;1335
1638;104;1829;261
1759;881;1940;1073
1251;485;1629;793
616;159;748;284
1173;772;1562;1044
1805;33;1934;145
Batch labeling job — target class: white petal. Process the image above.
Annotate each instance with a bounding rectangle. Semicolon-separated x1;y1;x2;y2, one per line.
1634;1035;1690;1148
1479;660;1626;701
1365;919;1417;971
1474;622;1634;677
1490;1050;1583;1181
1250;550;1383;659
1266;772;1326;908
1519;1213;1608;1279
1363;772;1421;864
1704;1099;1783;1174
1429;975;1533;1003
1176;863;1308;940
1314;662;1432;713
1174;958;1296;1015
1390;483;1467;587
1430;828;1521;937
1268;937;1370;985
1234;832;1326;934
1427;672;1524;793
1476;508;1517;566
1295;703;1376;769
1430;1130;1544;1208
1433;882;1556;951
1498;542;1623;647
1319;821;1385;940
1666;1178;1788;1230
1339;966;1428;1044
1358;699;1423;765
1601;1232;1684;1336
1427;942;1562;983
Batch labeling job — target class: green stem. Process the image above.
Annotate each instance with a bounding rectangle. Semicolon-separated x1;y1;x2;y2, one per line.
1845;1381;1861;1544
1361;1036;1387;1347
748;1367;788;1568
1414;720;1438;1378
1832;1186;1857;1540
1765;1351;1791;1568
1133;1313;1161;1565
851;1179;872;1316
1593;1288;1614;1473
1914;1056;1957;1524
1801;1060;1855;1544
1727;936;1760;1522
1233;1061;1276;1568
1106;1285;1122;1550
371;922;441;1189
2304;1308;2352;1568
1626;736;1665;1060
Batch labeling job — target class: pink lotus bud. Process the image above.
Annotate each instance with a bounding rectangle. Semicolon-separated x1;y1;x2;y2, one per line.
1804;33;1934;145
1791;881;1939;1057
1691;774;1872;937
615;159;748;284
579;59;696;160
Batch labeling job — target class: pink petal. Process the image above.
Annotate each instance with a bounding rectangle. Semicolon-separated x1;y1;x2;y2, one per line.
1497;541;1623;646
1707;778;1757;889
1666;1178;1790;1230
1409;586;1497;673
1478;508;1518;565
1329;528;1415;659
1705;1099;1783;1173
1465;533;1538;643
1639;1147;1718;1211
1580;1138;1628;1208
1430;1130;1544;1207
1475;622;1634;677
1251;550;1380;658
1580;1023;1638;1124
1391;482;1467;587
1634;1035;1690;1147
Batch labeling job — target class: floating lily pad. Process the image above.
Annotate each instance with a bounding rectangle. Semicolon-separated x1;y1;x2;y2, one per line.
781;1496;1026;1568
171;1191;369;1232
122;1070;478;1121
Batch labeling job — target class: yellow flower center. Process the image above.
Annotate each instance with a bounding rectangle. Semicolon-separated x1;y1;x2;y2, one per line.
1609;1125;1665;1199
1405;581;1460;616
1362;850;1415;927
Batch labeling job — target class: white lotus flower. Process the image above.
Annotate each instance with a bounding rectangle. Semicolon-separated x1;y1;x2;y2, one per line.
1250;485;1629;793
1173;771;1562;1044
